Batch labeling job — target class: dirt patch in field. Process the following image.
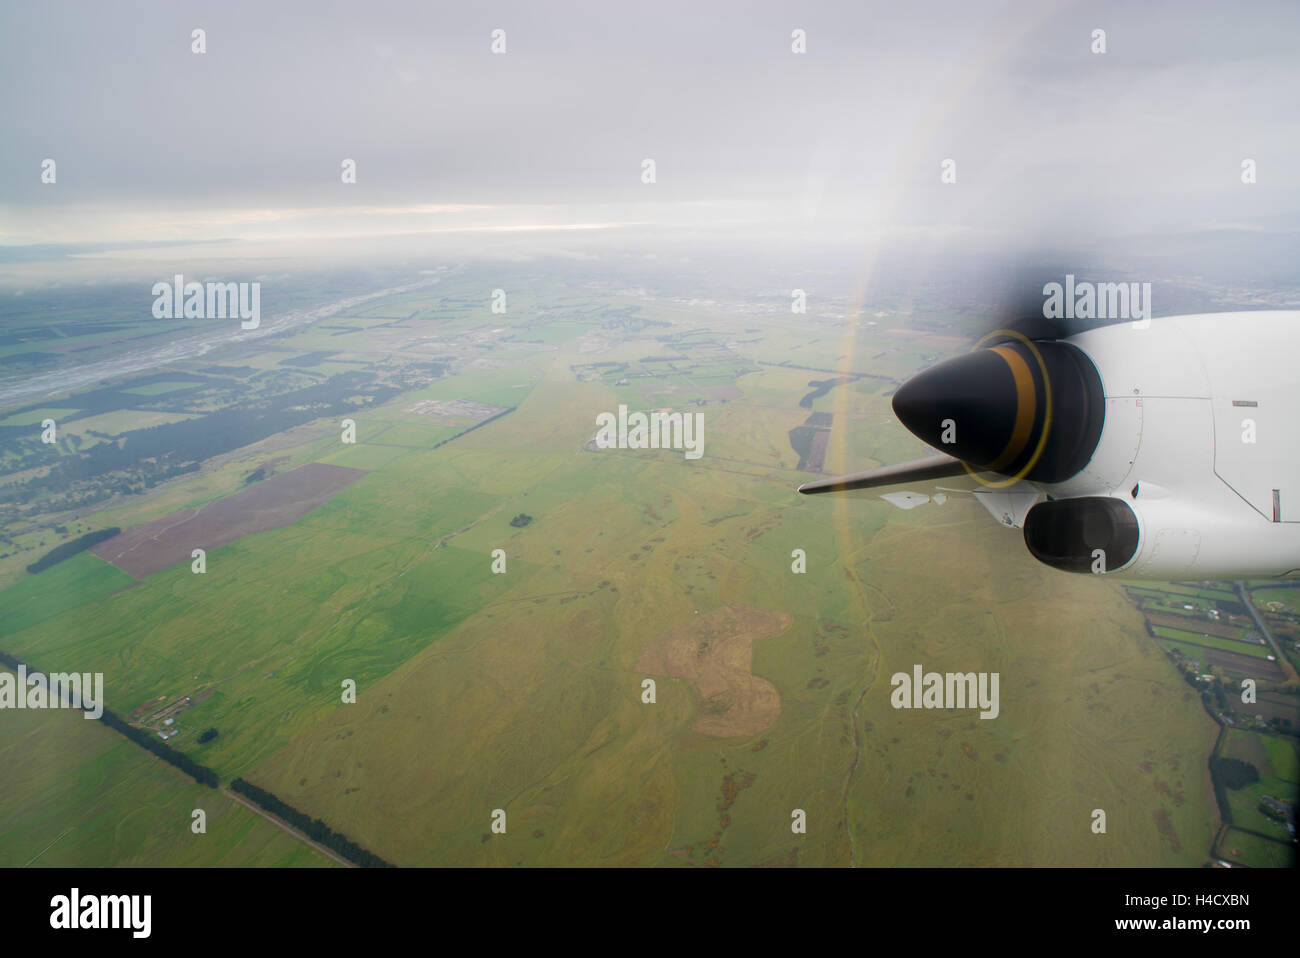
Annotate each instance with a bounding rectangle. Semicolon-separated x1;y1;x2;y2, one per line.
805;429;830;473
404;399;505;422
91;462;367;577
130;696;165;718
635;604;790;737
700;385;742;400
1152;808;1182;853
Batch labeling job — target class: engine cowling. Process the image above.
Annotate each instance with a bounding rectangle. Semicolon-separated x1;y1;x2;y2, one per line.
1022;496;1140;574
1024;492;1300;578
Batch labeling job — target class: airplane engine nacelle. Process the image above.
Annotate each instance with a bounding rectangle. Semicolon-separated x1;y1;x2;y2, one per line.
1025;493;1299;579
1022;497;1139;574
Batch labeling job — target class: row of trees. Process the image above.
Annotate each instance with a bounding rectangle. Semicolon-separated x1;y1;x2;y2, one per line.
1209;755;1260;791
0;649;216;786
2;649;393;865
1207;755;1262;827
25;527;120;574
431;406;516;450
230;778;392;867
97;706;220;787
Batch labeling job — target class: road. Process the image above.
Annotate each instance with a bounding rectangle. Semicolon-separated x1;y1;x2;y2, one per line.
1234;581;1299;684
221;786;355;868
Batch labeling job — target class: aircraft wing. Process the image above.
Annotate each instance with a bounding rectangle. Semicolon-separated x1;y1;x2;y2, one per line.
797;453;1041;527
796;453;970;495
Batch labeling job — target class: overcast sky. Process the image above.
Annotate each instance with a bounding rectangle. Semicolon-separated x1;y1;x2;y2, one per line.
2;0;1298;271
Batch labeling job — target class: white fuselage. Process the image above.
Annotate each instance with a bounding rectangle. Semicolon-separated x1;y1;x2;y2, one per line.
1039;311;1300;579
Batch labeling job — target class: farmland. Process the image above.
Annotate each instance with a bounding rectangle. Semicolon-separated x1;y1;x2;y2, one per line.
0;686;332;867
0;264;1268;867
1124;580;1298;866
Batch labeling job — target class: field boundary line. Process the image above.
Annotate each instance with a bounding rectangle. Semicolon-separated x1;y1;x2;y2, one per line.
221;786;355;868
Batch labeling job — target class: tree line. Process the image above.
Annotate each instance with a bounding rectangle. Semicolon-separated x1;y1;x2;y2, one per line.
1;649;391;866
431;406;516;449
0;648;215;785
25;527;120;574
97;705;220;787
231;777;393;867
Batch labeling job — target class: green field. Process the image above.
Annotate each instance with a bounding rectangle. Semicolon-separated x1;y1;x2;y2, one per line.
0;407;78;427
1225;779;1296;843
0;278;1232;867
0;552;134;642
367;423;464;448
0;691;332;867
1129;584;1240;607
120;380;203;396
61;409;200;436
1262;734;1299;783
1219;826;1293;867
1152;627;1271;660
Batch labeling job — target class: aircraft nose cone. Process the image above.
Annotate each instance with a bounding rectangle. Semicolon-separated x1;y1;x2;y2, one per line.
891;347;1034;471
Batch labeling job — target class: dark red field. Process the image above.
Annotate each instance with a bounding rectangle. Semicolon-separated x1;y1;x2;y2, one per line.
91;463;366;577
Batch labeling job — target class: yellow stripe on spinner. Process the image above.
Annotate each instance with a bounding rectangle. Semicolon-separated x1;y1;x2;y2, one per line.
963;329;1054;489
986;345;1036;471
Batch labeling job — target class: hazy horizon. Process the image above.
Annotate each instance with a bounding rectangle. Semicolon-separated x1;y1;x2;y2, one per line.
3;0;1299;286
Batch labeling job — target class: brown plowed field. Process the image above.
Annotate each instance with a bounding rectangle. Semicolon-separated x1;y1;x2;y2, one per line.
91;462;366;577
